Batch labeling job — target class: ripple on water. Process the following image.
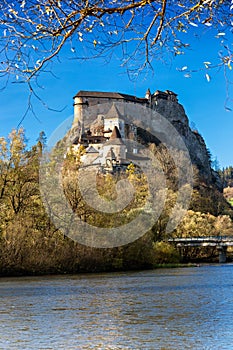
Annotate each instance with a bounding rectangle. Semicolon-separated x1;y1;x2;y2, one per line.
0;266;233;349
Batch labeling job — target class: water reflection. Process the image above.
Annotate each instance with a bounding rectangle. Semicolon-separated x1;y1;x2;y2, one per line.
0;266;233;349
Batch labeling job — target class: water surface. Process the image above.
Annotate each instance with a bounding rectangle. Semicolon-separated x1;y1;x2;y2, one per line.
1;265;233;349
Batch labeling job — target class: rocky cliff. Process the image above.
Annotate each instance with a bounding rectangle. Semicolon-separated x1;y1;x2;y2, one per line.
72;89;221;190
152;96;214;186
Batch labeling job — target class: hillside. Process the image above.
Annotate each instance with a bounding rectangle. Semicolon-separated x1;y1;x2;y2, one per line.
0;90;233;276
218;167;233;207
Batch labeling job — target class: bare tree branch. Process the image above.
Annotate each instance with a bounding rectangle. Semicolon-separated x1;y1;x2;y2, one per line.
0;0;231;90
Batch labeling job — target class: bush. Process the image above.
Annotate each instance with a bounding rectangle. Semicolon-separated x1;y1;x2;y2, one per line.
152;241;180;264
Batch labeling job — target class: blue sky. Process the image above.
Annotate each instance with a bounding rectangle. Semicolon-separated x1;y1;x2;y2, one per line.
0;25;232;168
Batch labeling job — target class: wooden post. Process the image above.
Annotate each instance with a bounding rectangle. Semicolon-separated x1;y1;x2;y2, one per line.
217;245;227;263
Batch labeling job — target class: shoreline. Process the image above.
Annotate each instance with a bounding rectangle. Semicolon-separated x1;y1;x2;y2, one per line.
1;261;230;278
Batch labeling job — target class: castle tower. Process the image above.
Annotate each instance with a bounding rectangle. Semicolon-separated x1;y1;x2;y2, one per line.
104;104;126;138
73;93;90;140
102;126;126;163
145;88;152;105
73;96;83;126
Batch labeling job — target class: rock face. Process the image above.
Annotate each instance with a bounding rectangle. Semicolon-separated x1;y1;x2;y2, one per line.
151;94;212;183
72;89;219;189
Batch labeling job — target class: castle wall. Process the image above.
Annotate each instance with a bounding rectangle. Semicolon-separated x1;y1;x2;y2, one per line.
72;89;215;185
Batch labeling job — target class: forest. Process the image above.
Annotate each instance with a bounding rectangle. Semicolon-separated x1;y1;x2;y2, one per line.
0;128;233;276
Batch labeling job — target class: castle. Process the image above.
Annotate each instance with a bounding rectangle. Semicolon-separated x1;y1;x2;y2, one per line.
72;89;178;127
70;88;215;186
71;89;178;174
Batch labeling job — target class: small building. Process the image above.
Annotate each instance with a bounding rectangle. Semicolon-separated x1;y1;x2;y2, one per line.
75;125;150;174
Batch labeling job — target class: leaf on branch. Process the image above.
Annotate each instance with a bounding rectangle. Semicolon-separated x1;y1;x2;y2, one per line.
177;21;184;31
93;40;98;47
174;48;183;55
78;32;83;41
20;0;26;8
181;66;188;71
9;9;18;16
216;32;226;38
45;6;51;15
189;22;198;27
205;73;211;82
204;61;211;68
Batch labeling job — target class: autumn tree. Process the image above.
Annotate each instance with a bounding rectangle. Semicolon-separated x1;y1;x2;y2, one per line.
0;129;51;239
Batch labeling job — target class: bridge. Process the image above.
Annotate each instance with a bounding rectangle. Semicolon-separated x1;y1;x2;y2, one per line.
168;236;233;263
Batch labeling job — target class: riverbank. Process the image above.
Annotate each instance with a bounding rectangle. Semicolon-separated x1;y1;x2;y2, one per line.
0;262;214;278
153;262;199;268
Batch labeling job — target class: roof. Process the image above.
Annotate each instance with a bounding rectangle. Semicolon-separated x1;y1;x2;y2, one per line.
74;134;107;144
104;126;125;146
105;104;123;120
74;90;148;104
127;153;150;161
153;90;177;98
86;146;99;154
104;104;131;123
110;125;122;139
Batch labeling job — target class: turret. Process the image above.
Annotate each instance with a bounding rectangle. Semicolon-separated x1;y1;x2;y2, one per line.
145;88;151;104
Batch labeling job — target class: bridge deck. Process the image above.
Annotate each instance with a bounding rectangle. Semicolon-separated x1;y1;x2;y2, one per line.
168;236;233;247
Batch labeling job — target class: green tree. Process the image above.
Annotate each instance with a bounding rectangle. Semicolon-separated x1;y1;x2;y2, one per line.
219;166;233;187
36;131;47;156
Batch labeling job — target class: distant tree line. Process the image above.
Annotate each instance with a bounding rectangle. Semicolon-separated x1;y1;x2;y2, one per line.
219;166;233;188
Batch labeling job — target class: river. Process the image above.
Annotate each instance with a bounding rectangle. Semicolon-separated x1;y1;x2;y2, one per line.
1;264;233;349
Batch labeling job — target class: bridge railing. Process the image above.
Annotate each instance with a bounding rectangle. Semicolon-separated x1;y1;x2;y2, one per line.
168;236;233;243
